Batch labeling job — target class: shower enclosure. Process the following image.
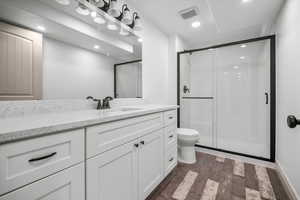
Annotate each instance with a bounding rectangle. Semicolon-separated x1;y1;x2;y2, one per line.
177;36;275;161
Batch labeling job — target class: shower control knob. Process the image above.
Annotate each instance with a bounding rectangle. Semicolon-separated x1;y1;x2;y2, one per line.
287;115;300;128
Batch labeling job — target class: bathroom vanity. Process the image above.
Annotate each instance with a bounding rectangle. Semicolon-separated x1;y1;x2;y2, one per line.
0;106;177;200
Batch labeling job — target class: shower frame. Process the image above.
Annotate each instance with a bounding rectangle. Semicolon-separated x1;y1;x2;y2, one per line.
177;35;276;162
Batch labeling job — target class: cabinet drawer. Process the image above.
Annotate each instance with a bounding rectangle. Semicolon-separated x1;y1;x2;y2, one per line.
0;163;85;200
165;145;177;175
163;110;177;127
164;125;177;149
0;129;84;195
86;113;163;158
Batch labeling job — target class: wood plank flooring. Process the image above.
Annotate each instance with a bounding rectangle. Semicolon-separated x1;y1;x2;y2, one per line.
147;152;290;200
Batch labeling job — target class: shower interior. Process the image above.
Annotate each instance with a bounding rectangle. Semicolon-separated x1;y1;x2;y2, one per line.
178;36;275;161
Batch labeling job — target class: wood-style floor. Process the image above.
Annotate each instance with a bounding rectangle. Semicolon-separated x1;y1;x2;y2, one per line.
148;152;290;200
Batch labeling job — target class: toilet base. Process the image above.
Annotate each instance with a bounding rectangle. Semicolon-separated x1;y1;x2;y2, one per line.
178;146;197;164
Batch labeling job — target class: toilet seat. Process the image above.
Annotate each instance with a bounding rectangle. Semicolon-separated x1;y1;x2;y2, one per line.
177;128;199;140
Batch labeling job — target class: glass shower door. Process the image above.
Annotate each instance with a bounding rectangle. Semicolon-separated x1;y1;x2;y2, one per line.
179;38;272;159
215;40;270;158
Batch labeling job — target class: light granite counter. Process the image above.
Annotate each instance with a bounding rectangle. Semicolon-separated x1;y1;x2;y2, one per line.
0;105;178;144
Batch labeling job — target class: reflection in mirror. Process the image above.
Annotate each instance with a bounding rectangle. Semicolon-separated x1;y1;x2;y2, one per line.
0;0;142;100
114;60;142;98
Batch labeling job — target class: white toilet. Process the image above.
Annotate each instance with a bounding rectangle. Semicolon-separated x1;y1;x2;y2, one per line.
177;128;200;164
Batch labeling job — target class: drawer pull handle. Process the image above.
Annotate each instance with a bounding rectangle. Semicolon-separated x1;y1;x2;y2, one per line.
169;157;174;162
29;152;57;163
169;135;174;138
169;116;174;119
140;141;145;145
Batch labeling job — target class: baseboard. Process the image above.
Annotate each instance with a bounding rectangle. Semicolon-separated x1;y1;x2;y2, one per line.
276;160;299;200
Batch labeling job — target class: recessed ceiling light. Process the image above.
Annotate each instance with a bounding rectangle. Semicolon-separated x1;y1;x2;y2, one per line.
233;66;239;69
55;0;70;5
242;0;252;3
191;21;201;28
240;44;247;48
37;25;46;31
138;38;143;43
94;45;100;49
240;56;245;60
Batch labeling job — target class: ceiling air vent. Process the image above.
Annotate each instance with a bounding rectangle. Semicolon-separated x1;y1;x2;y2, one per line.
178;6;199;20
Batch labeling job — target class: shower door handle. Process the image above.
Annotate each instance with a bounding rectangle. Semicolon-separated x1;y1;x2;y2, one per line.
265;92;269;104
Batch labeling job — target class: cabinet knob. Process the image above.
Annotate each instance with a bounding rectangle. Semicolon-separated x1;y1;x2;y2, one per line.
169;157;174;162
169;135;174;138
134;143;139;148
287;115;300;128
140;141;145;145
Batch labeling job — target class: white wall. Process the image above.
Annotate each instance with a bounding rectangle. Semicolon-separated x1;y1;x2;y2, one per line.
141;20;169;104
168;35;187;104
274;0;300;198
43;37;115;99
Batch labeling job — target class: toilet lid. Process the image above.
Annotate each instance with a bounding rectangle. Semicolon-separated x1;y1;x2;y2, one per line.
177;128;199;139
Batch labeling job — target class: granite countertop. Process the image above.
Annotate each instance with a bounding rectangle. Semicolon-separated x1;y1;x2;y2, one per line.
0;105;178;144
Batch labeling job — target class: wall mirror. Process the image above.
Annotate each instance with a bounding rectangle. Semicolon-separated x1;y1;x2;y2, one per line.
0;0;142;100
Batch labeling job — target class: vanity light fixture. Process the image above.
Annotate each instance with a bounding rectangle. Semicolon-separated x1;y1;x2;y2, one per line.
55;0;70;5
120;5;132;25
37;25;46;32
107;0;121;17
129;12;142;31
76;2;90;16
191;21;201;28
240;44;247;48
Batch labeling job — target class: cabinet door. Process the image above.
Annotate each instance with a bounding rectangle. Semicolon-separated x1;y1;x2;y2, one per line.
0;21;42;100
86;140;139;200
0;163;84;200
138;129;164;199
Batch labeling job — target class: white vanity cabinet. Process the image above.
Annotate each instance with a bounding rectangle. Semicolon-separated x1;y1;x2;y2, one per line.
86;113;165;200
138;129;164;200
0;108;177;200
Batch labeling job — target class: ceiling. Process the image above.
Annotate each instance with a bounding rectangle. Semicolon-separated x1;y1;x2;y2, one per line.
126;0;285;48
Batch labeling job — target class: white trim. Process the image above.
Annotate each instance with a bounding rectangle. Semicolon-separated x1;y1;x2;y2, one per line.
276;160;299;200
